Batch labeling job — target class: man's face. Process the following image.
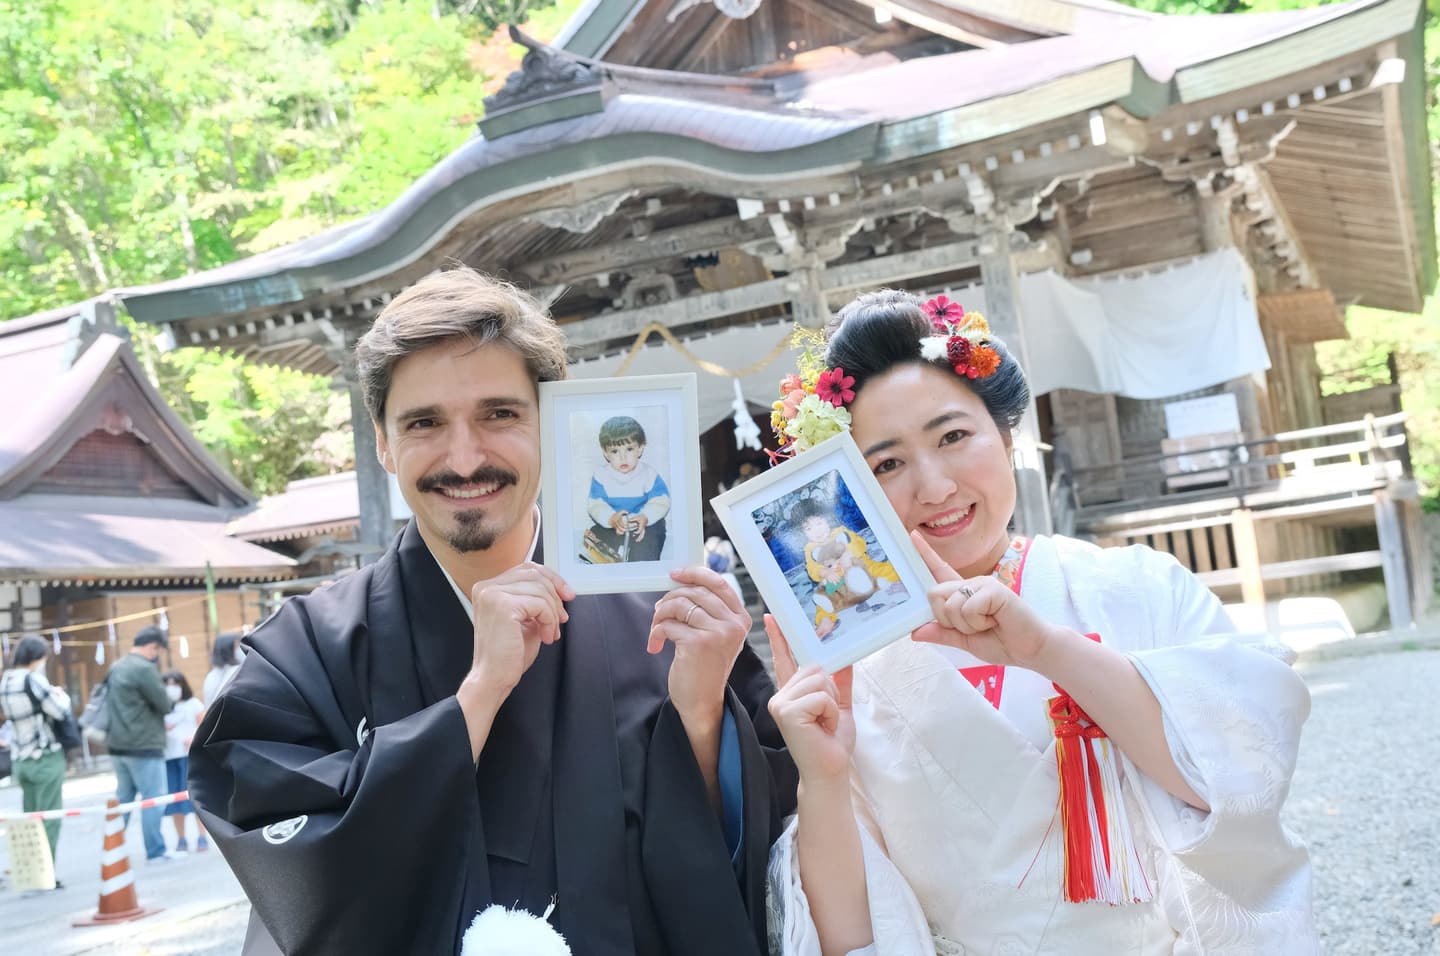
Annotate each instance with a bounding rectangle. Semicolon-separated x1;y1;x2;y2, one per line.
602;438;643;474
376;339;541;555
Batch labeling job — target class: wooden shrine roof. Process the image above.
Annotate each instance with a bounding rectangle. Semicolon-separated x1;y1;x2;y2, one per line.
27;0;1430;372
0;318;295;586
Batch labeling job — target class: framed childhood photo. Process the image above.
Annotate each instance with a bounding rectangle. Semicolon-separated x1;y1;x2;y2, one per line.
539;374;703;594
711;432;937;674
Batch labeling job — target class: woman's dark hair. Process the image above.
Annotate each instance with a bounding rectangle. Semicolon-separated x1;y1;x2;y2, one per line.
10;634;48;668
823;289;1031;431
162;670;194;701
211;632;241;669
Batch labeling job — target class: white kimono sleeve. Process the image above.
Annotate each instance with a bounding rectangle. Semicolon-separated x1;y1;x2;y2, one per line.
767;792;936;956
1124;553;1318;955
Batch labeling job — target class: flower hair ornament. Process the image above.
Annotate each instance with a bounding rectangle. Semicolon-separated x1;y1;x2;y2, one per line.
918;295;1002;380
769;326;853;460
769;295;1002;460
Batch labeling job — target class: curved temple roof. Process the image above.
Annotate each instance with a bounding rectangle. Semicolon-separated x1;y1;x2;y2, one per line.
32;0;1431;331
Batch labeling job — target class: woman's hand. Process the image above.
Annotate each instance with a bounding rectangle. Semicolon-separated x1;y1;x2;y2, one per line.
909;531;1059;669
765;615;855;784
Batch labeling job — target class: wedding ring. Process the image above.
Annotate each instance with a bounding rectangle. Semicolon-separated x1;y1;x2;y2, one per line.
958;585;975;599
684;602;701;626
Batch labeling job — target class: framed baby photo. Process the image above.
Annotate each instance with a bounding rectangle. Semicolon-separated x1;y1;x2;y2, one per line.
711;432;937;673
539;373;703;594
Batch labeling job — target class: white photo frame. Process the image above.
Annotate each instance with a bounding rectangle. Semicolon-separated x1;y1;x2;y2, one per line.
540;374;703;594
711;432;937;673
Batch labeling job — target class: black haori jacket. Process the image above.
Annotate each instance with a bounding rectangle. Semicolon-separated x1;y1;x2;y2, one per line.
189;521;797;955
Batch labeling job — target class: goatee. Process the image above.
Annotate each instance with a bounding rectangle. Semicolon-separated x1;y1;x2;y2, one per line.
447;510;500;553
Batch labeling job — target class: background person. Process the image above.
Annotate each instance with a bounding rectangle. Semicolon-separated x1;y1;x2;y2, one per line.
202;631;243;704
0;635;72;873
106;625;174;862
161;670;207;853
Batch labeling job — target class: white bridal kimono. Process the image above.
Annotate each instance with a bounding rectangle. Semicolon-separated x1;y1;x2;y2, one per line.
768;535;1317;955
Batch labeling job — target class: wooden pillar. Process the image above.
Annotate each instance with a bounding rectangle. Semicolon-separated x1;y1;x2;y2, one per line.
1374;485;1414;630
345;370;395;564
979;223;1052;536
1230;508;1265;609
789;266;830;329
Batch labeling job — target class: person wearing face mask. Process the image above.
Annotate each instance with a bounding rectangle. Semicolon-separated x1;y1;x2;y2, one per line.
202;631;243;705
763;290;1317;955
161;671;206;853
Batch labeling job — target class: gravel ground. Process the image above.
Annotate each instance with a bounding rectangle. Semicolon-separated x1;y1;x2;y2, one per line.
1285;648;1440;955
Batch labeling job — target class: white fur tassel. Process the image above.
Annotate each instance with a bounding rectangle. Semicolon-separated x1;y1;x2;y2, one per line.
461;902;571;956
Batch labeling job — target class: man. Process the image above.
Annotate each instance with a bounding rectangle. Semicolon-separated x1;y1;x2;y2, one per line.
190;268;797;955
106;625;173;862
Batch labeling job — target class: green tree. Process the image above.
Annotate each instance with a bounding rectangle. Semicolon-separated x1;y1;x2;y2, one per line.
0;0;511;493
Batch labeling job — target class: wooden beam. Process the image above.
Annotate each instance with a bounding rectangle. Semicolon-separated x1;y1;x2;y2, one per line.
563;239;983;349
1374;484;1414;629
1195;550;1384;588
518;216;775;286
823;240;979;291
1230;508;1265;607
562;275;798;347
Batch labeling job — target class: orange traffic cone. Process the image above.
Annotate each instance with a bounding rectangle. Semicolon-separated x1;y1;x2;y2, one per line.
72;798;163;926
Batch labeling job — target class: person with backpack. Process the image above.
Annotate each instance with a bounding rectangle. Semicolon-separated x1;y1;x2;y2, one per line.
105;626;174;862
0;635;72;871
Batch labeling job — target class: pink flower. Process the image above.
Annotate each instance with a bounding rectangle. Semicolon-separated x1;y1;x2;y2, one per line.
782;388;806;417
779;373;803;394
923;295;964;333
815;366;856;407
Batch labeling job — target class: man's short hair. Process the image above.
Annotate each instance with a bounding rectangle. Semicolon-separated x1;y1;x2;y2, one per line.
599;416;646;451
133;625;168;649
355;267;569;426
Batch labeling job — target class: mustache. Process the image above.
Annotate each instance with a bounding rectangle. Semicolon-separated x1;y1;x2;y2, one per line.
416;466;517;495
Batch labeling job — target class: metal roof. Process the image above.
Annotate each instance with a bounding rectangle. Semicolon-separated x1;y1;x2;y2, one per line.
227;471;361;542
0;495;295;587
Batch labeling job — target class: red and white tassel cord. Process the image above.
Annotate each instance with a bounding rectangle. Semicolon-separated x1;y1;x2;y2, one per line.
1046;689;1153;905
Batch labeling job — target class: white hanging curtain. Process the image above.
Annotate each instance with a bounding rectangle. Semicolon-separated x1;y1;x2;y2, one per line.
945;248;1271;399
570;322;799;433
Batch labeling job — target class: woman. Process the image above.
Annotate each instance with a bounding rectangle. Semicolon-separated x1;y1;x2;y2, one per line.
202;631;243;705
764;291;1315;954
161;671;207;853
0;635;73;871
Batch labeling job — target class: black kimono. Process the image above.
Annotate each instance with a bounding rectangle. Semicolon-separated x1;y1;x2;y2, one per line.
189;521;797;955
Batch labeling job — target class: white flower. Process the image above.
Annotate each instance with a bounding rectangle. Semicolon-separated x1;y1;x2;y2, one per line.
919;336;948;362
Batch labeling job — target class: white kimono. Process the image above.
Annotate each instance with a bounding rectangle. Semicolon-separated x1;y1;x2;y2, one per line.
768;535;1317;955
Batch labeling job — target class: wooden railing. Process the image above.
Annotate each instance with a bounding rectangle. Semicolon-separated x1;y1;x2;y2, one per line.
1071;412;1409;512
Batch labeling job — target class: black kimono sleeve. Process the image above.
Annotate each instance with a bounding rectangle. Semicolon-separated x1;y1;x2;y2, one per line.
188;600;481;956
640;641;799;955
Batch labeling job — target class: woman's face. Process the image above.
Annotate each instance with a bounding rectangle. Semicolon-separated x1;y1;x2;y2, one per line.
849;362;1016;579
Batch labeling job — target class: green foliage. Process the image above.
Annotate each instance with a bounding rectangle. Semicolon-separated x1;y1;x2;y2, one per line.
0;0;519;493
153;346;353;496
1317;306;1440;504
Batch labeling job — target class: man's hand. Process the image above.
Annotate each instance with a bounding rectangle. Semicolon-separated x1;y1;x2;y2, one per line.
649;566;751;724
457;562;574;761
609;511;631;534
648;566;751;808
